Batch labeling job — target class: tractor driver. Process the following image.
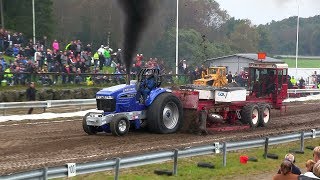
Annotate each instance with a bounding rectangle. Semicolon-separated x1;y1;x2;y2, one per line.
139;71;157;103
266;70;276;95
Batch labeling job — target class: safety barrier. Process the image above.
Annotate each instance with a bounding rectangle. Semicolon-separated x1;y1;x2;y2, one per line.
0;129;318;180
287;89;320;94
0;99;96;115
1;88;319;113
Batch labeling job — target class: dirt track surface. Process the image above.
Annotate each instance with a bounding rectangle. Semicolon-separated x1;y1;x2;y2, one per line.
1;102;320;175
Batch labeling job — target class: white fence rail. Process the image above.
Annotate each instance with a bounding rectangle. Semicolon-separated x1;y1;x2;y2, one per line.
0;89;320;113
287;89;320;94
0;99;96;115
0;99;96;110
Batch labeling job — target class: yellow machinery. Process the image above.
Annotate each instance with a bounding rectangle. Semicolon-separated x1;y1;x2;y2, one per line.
193;67;228;87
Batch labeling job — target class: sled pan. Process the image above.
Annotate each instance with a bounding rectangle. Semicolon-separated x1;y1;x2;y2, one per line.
206;124;250;134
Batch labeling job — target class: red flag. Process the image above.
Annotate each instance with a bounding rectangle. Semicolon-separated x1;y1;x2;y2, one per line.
258;52;267;60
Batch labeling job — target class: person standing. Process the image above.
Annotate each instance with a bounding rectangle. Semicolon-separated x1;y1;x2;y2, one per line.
52;40;60;53
26;82;36;114
273;160;298;180
227;71;233;83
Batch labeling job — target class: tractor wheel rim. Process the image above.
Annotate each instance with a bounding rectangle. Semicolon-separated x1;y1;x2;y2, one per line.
252;108;259;125
263;108;270;123
118;120;127;132
163;102;179;130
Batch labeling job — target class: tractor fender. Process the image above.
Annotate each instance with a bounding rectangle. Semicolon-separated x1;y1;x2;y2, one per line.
145;88;167;106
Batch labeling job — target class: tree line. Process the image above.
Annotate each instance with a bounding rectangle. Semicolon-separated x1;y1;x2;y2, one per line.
3;0;320;69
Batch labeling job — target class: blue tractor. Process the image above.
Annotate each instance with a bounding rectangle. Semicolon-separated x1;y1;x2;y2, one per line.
83;68;184;136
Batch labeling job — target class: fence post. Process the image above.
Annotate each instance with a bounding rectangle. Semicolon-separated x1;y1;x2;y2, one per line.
114;158;121;180
264;137;269;159
300;132;305;152
223;142;227;167
173;149;178;175
311;129;316;139
42;167;48;180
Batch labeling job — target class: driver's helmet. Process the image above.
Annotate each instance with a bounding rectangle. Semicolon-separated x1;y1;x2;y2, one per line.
145;71;154;79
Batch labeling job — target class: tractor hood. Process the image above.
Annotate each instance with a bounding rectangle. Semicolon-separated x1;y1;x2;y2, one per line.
96;84;137;98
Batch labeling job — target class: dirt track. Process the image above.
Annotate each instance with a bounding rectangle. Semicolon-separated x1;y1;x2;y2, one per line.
1;101;320;175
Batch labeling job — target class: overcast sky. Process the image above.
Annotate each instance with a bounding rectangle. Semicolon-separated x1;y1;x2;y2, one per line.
215;0;320;25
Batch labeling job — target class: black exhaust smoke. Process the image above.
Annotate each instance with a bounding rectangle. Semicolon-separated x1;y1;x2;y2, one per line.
118;0;154;80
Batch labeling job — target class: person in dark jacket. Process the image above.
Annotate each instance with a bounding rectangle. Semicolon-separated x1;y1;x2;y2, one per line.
227;71;233;83
26;82;36;114
277;153;302;175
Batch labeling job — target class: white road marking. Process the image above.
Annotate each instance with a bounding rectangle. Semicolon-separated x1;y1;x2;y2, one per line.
0;94;319;126
0;109;102;123
0;120;79;127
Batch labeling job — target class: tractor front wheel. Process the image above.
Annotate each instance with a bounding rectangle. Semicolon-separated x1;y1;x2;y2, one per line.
241;104;260;128
147;93;183;134
110;115;130;136
83;113;98;135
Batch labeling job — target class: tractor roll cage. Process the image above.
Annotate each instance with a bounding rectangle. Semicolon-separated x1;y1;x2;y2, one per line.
248;63;288;98
136;68;162;87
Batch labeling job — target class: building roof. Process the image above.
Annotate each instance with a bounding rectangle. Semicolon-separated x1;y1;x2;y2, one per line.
205;53;284;63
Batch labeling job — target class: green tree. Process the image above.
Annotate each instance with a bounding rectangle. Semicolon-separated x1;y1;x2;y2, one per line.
4;0;54;40
262;15;320;55
152;28;232;70
257;26;272;52
228;20;259;53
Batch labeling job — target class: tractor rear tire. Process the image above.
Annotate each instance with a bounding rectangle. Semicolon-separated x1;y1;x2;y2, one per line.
83;113;98;135
258;104;271;127
110;115;130;136
241;104;260;128
147;92;183;134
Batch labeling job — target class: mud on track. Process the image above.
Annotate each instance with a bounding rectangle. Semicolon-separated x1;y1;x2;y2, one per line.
1;101;320;175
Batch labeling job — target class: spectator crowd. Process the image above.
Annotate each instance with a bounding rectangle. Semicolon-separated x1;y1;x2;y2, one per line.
2;28;300;88
0;28;170;86
273;146;320;180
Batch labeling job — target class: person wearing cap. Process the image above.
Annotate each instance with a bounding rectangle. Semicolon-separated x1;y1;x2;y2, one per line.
98;45;105;55
277;153;301;175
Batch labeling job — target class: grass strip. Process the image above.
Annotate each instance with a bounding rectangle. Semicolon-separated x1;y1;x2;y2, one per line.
282;58;320;68
58;138;319;180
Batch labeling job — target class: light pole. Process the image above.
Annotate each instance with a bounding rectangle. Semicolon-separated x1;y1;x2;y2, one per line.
32;0;36;44
295;0;300;78
0;0;4;29
175;0;179;75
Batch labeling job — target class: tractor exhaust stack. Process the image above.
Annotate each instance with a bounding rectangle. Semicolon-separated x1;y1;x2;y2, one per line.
126;73;130;85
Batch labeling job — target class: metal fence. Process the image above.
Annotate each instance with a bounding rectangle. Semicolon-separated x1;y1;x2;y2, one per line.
287;89;320;94
1;88;319;113
0;99;96;115
0;72;192;87
0;129;318;180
